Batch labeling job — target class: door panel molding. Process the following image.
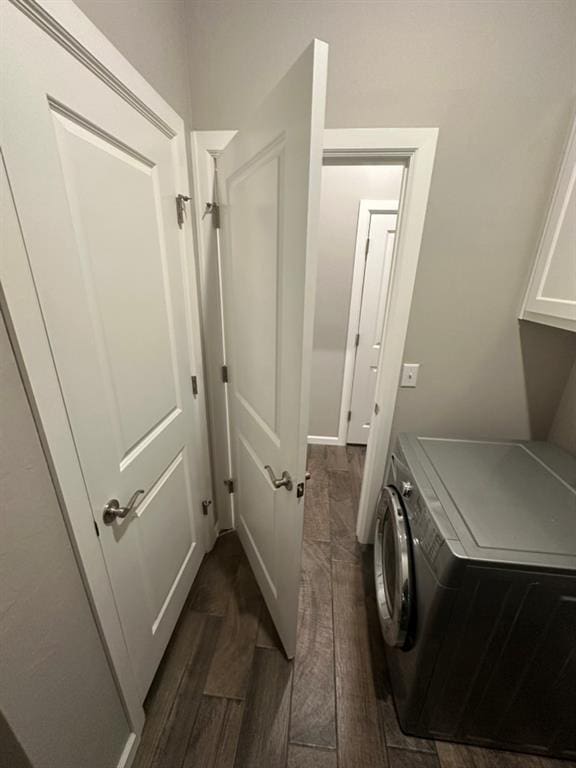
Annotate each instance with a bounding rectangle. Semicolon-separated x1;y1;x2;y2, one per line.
11;0;176;138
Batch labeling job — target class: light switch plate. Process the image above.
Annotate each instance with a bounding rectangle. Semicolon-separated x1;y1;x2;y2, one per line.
400;363;420;388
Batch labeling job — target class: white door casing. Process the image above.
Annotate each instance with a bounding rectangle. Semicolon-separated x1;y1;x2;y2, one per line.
347;202;399;444
1;0;207;703
217;40;328;657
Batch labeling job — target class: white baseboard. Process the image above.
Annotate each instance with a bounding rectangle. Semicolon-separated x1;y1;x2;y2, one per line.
117;733;138;768
307;435;344;445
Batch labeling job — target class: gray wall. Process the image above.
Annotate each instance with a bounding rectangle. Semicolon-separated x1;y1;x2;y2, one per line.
549;356;576;457
0;312;129;768
184;0;576;444
74;0;192;124
310;163;404;438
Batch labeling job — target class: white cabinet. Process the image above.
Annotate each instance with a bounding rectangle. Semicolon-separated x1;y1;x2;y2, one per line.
521;117;576;332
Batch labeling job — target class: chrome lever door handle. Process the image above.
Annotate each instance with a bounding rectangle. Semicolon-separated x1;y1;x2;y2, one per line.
264;465;293;492
103;489;145;525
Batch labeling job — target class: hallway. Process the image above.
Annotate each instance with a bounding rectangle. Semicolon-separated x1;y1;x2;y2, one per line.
132;446;574;768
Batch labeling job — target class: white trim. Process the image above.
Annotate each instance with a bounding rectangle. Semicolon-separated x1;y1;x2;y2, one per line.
189;127;438;545
324;129;438;544
339;199;400;446
307;434;342;445
0;0;214;744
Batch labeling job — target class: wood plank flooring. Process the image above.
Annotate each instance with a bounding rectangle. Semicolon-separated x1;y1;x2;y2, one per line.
132;445;575;768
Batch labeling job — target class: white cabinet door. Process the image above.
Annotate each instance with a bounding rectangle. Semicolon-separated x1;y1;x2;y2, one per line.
218;40;328;657
521;118;576;332
1;3;205;698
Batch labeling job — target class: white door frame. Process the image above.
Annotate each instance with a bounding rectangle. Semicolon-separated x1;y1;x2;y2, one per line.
337;198;400;447
1;1;213;760
192;127;438;545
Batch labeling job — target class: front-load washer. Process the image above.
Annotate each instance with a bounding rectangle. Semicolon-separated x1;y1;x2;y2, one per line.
375;434;576;760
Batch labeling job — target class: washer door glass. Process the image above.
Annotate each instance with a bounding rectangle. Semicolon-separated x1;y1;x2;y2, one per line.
374;485;414;649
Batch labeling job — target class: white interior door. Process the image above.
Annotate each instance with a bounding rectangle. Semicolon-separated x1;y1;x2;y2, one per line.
348;208;398;444
218;40;328;657
1;4;205;699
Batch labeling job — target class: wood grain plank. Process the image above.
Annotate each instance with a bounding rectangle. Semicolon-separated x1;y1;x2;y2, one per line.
326;445;349;471
346;444;365;510
303;446;331;543
182;695;244;768
331;536;363;564
256;601;282;650
287;744;337;768
435;742;557;767
388;747;440;767
204;560;261;699
290;540;336;749
133;610;212;768
333;560;388;768
233;648;293;768
187;531;244;616
151;613;222;768
328;469;357;546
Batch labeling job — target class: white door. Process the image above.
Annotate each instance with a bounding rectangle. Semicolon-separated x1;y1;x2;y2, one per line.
1;4;205;698
348;206;398;444
218;40;328;657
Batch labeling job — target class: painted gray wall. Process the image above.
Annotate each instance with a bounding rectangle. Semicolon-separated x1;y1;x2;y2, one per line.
184;0;576;444
549;355;576;457
310;163;404;438
0;312;129;768
74;0;192;124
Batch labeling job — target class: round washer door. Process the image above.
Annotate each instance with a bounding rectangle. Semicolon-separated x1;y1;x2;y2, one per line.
374;485;414;649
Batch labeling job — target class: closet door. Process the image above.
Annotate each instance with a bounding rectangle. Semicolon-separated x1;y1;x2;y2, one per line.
218;40;328;657
1;1;206;698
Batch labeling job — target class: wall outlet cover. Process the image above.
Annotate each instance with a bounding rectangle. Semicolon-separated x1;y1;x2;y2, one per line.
400;363;420;388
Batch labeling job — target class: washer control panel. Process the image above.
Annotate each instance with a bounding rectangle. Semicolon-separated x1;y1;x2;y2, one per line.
390;453;444;565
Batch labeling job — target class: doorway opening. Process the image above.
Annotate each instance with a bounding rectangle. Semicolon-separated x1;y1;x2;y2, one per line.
191;128;438;548
308;162;406;447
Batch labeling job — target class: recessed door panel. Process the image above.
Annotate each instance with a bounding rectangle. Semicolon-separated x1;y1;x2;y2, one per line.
230;151;282;435
52;109;180;458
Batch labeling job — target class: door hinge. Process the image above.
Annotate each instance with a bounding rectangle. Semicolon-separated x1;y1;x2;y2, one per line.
203;202;220;229
224;478;234;494
347;410;352;422
191;375;198;396
365;237;370;257
355;333;360;348
201;499;212;516
221;365;229;383
94;519;100;537
176;194;191;229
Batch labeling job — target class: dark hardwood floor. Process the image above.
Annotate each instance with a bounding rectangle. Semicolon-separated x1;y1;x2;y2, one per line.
132;445;575;768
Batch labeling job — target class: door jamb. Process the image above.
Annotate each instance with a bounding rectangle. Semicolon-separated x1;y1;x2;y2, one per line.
338;198;400;447
191;127;438;545
1;0;213;758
